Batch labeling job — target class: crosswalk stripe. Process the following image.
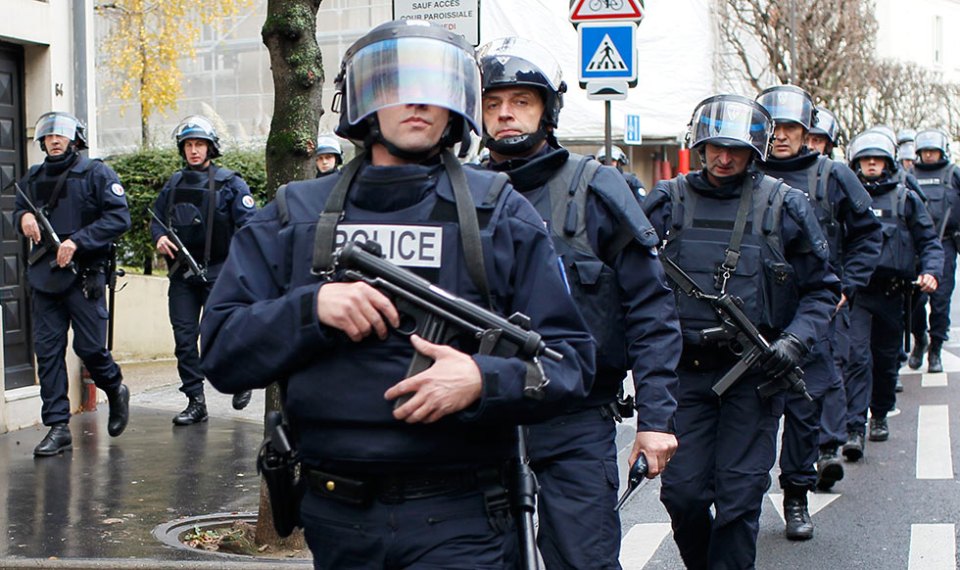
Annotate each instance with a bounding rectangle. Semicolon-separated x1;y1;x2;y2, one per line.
916;405;954;479
909;524;956;570
767;493;841;522
922;372;948;388
619;523;672;570
939;348;960;372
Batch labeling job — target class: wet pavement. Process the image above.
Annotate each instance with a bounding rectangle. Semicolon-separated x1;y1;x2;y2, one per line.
0;366;312;568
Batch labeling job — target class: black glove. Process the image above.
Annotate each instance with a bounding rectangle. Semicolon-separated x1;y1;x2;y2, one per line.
759;333;806;379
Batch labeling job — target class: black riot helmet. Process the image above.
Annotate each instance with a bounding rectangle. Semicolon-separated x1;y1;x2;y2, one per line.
34;111;88;152
597;145;629;166
173;115;222;159
809;106;841;146
478;37;567;155
847;130;898;175
915;128;951;163
332;20;481;158
687;94;774;161
756;85;816;131
897;128;917;144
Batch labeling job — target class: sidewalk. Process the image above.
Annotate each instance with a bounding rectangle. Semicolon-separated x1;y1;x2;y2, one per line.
0;360;310;568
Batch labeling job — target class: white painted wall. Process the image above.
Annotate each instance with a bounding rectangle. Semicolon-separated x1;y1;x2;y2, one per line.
875;0;960;82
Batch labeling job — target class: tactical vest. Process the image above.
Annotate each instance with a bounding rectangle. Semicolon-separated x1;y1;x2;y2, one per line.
523;153;630;372
765;156;839;265
664;174;798;342
915;164;958;238
25;157;101;294
869;185;916;281
165;166;236;267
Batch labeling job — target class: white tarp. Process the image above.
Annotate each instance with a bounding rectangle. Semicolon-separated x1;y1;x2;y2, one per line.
480;0;717;142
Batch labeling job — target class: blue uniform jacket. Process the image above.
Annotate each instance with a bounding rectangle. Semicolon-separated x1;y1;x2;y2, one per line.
644;169;840;350
866;177;944;282
14;154;131;257
489;147;680;433
150;164;257;281
761;149;883;300
199;158;595;469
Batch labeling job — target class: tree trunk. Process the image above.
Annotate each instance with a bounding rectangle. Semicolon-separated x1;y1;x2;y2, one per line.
257;0;325;548
262;0;325;199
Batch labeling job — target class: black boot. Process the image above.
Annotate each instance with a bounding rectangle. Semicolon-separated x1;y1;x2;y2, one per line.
232;390;252;410
105;384;130;437
908;333;928;370
815;446;844;491
928;340;944;373
869;416;889;442
895;377;904;393
173;394;208;426
34;423;72;457
783;491;814;541
842;431;864;462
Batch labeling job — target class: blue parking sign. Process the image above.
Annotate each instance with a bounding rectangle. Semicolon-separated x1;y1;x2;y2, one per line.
578;22;637;84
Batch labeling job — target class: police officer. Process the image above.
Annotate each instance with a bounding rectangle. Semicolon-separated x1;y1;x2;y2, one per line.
313;134;342;177
15;112;132;456
898;129;918;173
909;128;959;373
151;115;257;425
842;131;942;458
806;105;841;158
597;144;646;198
643;94;840;569
756;85;881;539
199;20;595;568
478;37;681;569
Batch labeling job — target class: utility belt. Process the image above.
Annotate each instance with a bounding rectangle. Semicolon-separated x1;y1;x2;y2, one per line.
862;276;911;297
303;464;508;507
678;342;740;372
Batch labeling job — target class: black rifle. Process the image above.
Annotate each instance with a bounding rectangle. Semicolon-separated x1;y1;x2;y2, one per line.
614;454;649;512
106;244;125;351
147;208;207;282
335;239;562;570
660;255;812;401
12;182;77;274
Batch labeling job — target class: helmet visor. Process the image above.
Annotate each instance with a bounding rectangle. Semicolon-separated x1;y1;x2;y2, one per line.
478;37;563;92
173;116;217;142
690;97;773;160
810;108;839;143
345;36;481;134
848;131;896;163
915;130;949;153
898;141;917;161
35;113;79;141
757;89;814;129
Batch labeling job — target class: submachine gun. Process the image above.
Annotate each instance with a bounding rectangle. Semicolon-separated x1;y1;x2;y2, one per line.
11;182;77;274
659;254;812;402
335;239;563;570
147;208;207;282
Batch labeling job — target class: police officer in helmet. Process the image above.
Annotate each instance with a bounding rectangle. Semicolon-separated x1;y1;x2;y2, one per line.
200;20;594;568
151;115;256;425
313;134;343;177
478;36;680;569
597;144;646;198
842;130;941;456
756;85;881;538
898;129;918;173
15;111;132;456
643;94;840;569
806;105;841;158
907;128;959;373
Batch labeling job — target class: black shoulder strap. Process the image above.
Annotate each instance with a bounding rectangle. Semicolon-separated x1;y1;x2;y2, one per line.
716;176;756;291
311;154;365;276
203;164;219;266
484;172;509;205
166;171;184;222
443;150;491;308
275;184;290;225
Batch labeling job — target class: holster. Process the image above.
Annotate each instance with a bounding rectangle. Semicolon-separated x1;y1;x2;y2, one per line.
256;420;304;538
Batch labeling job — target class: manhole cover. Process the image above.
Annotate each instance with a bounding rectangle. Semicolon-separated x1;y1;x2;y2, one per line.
153;511;257;559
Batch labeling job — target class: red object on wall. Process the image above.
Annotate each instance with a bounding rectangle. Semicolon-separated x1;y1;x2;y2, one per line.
81;366;97;412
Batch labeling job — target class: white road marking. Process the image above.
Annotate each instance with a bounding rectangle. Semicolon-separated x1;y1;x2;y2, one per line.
908;524;956;570
619;523;672;570
767;493;841;523
922;372;948;388
916;405;953;480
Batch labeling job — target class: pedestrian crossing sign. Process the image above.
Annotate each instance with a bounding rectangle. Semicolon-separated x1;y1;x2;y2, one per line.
578;22;637;86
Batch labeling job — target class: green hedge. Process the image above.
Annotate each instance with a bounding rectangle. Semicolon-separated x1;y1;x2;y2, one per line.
105;148;269;273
